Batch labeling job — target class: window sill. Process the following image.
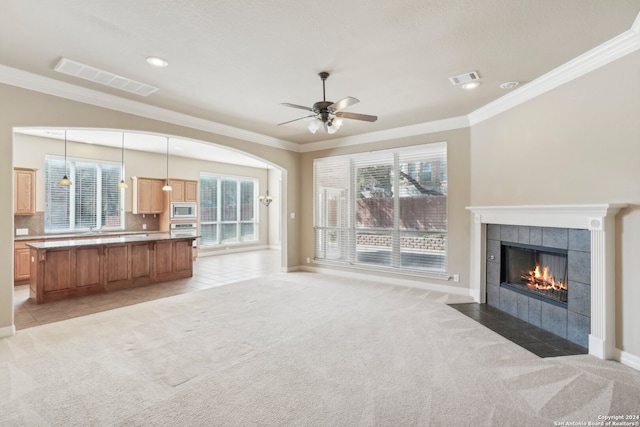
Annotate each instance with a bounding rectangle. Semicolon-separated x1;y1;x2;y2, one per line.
313;259;450;281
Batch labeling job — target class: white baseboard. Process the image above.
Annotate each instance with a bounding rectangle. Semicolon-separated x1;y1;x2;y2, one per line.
0;324;16;339
197;244;271;257
298;265;471;297
616;348;640;371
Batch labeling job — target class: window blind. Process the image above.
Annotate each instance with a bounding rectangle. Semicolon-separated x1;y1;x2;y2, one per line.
200;174;258;246
314;142;447;273
44;156;124;232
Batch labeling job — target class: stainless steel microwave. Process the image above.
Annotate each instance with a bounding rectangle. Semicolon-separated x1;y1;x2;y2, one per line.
170;202;197;219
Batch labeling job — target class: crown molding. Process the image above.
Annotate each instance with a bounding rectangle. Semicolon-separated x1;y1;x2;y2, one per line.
0;64;299;152
468;13;640;126
298;116;470;153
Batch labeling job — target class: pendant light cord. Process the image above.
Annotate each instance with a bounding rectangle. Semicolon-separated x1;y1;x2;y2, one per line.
64;130;68;168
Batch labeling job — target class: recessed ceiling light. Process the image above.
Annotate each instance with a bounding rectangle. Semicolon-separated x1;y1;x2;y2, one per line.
462;81;481;90
500;81;520;90
146;56;168;68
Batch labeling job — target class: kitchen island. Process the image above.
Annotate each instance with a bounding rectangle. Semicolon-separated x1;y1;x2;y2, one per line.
28;235;196;304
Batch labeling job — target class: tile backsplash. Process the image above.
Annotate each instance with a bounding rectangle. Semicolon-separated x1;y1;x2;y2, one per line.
14;212;161;237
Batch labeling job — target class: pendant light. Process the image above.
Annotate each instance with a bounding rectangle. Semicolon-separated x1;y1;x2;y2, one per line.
116;132;129;189
58;130;72;186
162;137;172;191
258;162;274;207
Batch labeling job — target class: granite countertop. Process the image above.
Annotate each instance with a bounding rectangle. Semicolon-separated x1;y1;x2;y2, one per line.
15;230;167;241
27;233;196;250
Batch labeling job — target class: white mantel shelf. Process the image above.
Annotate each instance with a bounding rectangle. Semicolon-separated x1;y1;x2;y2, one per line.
466;204;628;230
466;204;628;361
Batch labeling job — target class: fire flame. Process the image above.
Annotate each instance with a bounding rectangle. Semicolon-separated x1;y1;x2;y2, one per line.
522;264;567;291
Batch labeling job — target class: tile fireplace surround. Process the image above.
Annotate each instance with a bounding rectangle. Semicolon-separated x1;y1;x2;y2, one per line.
466;204;627;360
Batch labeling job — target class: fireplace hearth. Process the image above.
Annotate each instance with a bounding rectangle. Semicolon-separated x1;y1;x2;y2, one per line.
501;243;568;306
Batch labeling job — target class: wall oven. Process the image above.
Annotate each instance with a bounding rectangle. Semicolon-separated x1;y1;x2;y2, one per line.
170;223;198;249
170;222;198;238
170;202;197;219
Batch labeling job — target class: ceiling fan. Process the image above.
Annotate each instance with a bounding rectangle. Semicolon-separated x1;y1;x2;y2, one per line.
278;72;378;134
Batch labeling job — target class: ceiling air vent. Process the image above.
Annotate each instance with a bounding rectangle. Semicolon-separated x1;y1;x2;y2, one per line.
448;70;480;86
54;58;158;97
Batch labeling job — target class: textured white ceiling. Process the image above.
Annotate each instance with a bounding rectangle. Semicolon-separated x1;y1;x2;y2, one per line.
2;0;640;145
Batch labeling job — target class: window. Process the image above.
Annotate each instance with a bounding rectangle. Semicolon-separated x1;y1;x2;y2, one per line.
45;156;124;232
200;174;258;246
314;142;447;274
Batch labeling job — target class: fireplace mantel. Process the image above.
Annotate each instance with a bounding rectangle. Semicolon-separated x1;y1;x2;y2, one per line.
466;204;627;360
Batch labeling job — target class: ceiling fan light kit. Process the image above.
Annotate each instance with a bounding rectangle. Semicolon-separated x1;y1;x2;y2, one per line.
280;72;377;134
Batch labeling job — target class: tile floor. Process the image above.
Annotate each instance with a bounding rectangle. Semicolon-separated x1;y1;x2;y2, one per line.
449;303;588;358
13;249;282;331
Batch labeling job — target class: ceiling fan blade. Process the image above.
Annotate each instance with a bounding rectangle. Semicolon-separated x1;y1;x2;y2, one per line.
277;114;317;126
329;96;359;111
281;103;314;112
335;111;378;122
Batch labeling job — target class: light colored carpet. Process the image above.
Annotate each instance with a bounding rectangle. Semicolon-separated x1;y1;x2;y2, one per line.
1;272;639;426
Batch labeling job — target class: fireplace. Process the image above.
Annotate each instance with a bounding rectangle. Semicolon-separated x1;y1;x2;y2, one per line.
501;243;568;306
466;204;627;360
483;224;590;347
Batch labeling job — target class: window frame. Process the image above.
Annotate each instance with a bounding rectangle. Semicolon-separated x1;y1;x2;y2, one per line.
313;142;449;278
199;173;259;246
44;155;125;233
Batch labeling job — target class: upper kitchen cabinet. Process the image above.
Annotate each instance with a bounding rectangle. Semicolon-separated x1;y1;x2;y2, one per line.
14;168;36;215
169;179;198;202
131;177;165;214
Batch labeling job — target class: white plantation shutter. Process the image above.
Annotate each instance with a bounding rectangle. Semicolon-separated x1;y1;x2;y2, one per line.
199;175;219;244
199;174;258;246
397;144;447;271
313;156;352;262
44;156;124;232
314;142;448;273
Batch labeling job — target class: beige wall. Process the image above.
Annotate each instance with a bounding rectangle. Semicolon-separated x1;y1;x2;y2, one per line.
470;51;640;355
1;84;300;334
299;128;472;290
13;133;270;218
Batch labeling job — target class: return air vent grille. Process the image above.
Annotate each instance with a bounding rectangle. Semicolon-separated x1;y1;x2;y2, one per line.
448;70;480;86
54;58;158;96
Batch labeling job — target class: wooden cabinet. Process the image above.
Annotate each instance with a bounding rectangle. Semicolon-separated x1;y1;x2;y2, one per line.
168;179;198;202
173;239;193;272
104;242;152;292
154;240;174;279
168;179;184;202
74;246;103;289
14;168;36;215
152;239;193;279
132;177;165;214
31;245;104;302
14;240;38;283
29;237;194;303
185;181;198;202
160;179;198;232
